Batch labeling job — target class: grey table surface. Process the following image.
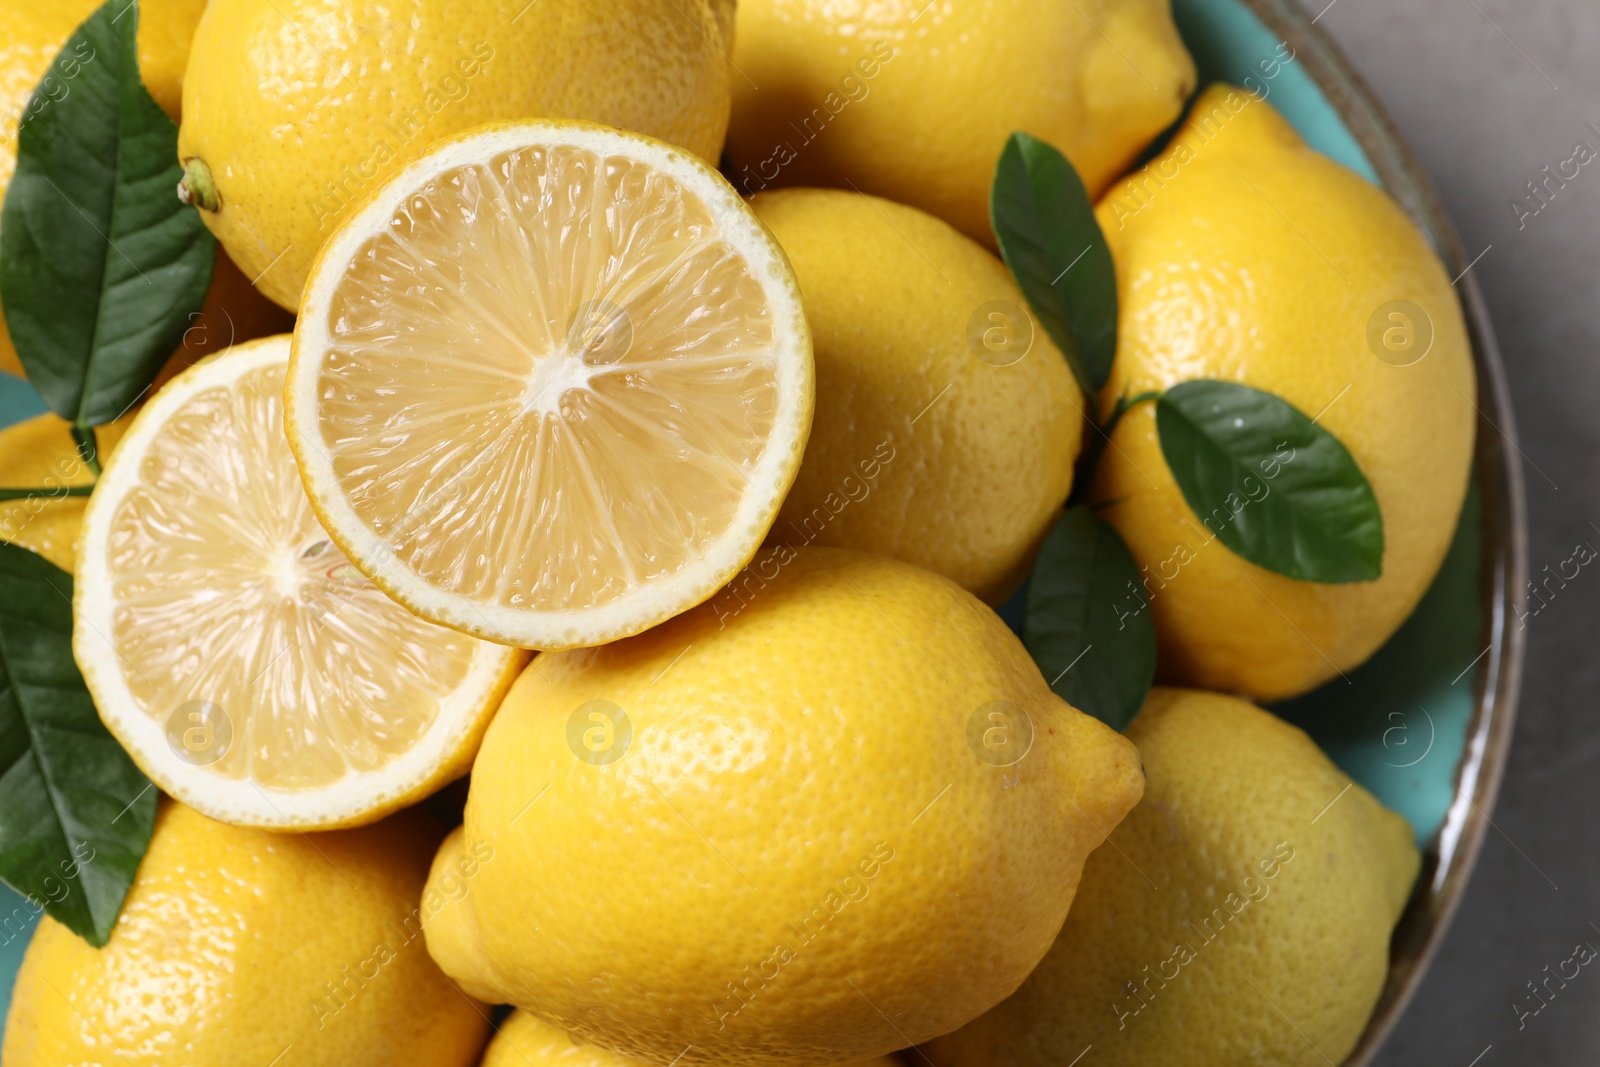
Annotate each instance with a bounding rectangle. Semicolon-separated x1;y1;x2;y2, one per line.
1296;0;1599;1063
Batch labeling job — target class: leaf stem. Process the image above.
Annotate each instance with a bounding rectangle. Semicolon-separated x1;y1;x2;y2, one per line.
70;424;101;477
0;485;94;500
1101;390;1162;438
1069;390;1163;506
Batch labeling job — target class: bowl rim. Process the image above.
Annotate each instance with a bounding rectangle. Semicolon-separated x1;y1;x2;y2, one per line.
1232;0;1529;1062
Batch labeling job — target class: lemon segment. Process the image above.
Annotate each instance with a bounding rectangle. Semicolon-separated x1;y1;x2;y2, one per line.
288;122;813;651
73;336;526;830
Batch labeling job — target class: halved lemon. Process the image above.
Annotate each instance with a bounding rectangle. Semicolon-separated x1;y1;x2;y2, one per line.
74;336;527;830
286;121;813;650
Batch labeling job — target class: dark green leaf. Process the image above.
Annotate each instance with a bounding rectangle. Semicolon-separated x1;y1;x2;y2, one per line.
0;542;155;945
989;131;1117;396
0;0;214;427
1023;505;1155;731
1156;380;1383;583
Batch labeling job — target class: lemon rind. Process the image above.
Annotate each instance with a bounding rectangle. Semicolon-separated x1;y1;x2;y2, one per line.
73;336;527;830
286;120;814;651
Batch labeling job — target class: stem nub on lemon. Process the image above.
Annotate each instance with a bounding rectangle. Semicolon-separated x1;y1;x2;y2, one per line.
0;0;290;380
73;336;527;831
286;121;814;651
176;0;737;309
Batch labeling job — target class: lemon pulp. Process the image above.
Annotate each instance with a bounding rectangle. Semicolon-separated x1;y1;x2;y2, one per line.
77;337;525;828
105;363;476;790
290;124;812;649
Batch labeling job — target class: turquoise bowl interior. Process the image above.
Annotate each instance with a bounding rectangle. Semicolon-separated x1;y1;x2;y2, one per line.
0;0;1519;1057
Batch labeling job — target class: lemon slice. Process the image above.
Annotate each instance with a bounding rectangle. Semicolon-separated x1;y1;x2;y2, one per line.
286;121;813;650
74;336;527;830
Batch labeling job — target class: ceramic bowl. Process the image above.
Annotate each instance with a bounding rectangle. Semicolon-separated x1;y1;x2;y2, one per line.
0;1;1525;1060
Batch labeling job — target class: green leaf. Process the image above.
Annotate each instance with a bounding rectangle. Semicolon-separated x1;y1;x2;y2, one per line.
1023;505;1155;732
1156;380;1384;583
989;131;1118;397
0;542;155;946
0;0;214;427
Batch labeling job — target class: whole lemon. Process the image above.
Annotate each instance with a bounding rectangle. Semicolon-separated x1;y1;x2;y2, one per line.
0;0;291;380
423;547;1145;1067
1089;85;1476;701
751;188;1084;602
481;1011;902;1067
0;413;129;572
177;0;735;309
726;0;1194;244
3;802;489;1066
926;687;1419;1067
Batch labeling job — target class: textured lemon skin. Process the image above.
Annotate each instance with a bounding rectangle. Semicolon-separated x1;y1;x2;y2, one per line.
0;0;197;163
926;687;1419;1067
2;803;490;1067
423;548;1145;1067
0;0;221;378
1088;86;1476;701
0;414;129;572
178;0;734;310
751;189;1084;602
726;0;1194;245
482;1011;904;1067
